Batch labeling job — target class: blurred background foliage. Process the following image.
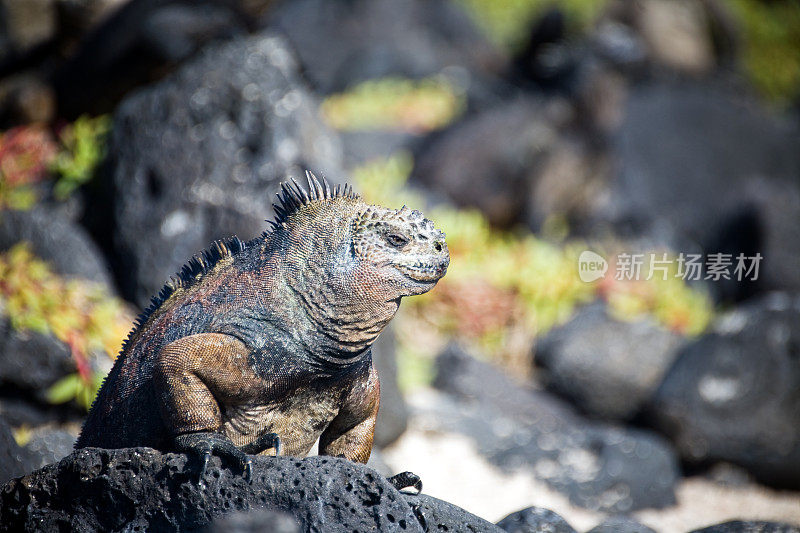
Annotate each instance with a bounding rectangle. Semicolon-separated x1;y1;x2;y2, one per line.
321;76;466;133
353;153;713;388
0;243;132;409
0;115;110;210
0;125;55;210
0;112;123;411
727;0;800;105
457;0;609;50
51;115;111;200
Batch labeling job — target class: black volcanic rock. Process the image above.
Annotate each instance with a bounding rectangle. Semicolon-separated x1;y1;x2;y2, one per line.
586;515;656;533
268;0;504;95
612;82;800;301
690;522;800;533
0;317;73;396
649;293;800;489
404;493;504;533
433;345;679;513
0;447;499;532
535;303;685;421
0;417;37;486
496;505;577;533
53;0;255;118
0;448;419;532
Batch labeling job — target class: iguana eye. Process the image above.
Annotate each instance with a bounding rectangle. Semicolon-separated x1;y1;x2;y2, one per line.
385;233;409;248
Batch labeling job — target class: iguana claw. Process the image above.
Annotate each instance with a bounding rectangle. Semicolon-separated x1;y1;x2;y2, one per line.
387;471;422;494
241;431;281;456
174;432;253;482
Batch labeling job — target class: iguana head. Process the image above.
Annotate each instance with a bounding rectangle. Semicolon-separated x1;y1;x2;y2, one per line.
352;204;449;297
270;172;449;357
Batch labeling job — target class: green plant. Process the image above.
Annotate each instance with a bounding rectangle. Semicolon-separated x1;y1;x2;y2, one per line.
0;115;111;211
456;0;608;51
0;125;57;210
321;77;465;133
596;249;714;336
728;0;800;105
51;115;111;200
0;243;133;409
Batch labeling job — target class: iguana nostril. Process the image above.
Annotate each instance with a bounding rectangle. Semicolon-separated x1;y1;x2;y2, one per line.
434;241;442;252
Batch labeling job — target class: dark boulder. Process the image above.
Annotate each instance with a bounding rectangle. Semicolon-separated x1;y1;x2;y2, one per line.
586;515;656;533
612;82;800;301
404;493;504;533
535;302;685;421
0;417;37;486
0;317;73;396
99;32;343;306
433;345;679;512
413;96;608;231
413;98;547;228
496;505;577;533
0;204;114;288
690;522;800;533
53;0;255;118
0;447;499;532
268;0;504;95
0;448;421;532
0;396;83;428
648;293;800;488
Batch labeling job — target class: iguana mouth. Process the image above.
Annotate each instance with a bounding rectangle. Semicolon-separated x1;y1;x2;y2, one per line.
396;261;448;283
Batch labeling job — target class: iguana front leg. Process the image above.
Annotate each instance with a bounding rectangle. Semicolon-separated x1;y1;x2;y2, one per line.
153;333;274;480
318;362;422;493
318;360;379;463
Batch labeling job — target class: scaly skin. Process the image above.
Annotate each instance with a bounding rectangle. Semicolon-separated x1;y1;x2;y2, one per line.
76;173;448;487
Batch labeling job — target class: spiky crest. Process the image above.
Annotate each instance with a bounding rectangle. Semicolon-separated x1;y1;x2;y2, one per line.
268;171;359;229
119;236;247;354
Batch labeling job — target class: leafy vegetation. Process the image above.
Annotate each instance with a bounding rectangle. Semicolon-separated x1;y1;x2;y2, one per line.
51;115;112;200
728;0;800;105
0;243;132;409
0;125;57;210
0;115;110;210
456;0;608;51
321;76;465;133
353;154;713;388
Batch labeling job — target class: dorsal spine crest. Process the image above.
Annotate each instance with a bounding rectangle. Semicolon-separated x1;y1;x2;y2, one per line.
121;236;246;353
270;171;359;228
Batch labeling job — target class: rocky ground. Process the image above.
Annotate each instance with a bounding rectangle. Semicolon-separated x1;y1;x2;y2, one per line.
383;389;800;532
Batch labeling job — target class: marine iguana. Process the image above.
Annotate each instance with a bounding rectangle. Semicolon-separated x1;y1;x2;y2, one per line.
76;173;449;489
